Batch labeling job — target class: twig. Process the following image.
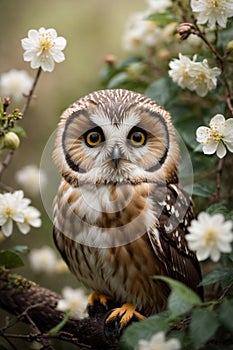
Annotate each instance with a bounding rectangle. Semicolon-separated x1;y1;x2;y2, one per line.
21;67;42;116
217;280;233;303
0;151;14;180
0;332;18;350
0;67;42;184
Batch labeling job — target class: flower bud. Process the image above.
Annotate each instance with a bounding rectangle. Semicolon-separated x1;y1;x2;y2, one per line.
4;132;20;150
104;54;117;66
126;62;145;78
178;23;195;40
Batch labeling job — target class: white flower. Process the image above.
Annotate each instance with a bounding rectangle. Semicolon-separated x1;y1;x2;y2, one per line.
0;69;33;101
56;287;88;319
15;165;47;196
137;332;180;350
0;190;30;237
168;53;221;96
122;11;163;54
0;190;41;237
186;212;233;262
146;0;172;13
54;259;69;273
196;114;233;158
29;245;57;273
21;27;67;72
191;0;233;29
17;205;41;234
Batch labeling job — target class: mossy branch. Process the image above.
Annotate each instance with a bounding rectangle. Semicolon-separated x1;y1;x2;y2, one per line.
0;268;117;350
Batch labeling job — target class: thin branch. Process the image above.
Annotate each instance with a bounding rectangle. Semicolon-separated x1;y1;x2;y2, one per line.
0;332;18;350
21;67;42;116
217;280;233;303
0;151;14;181
0;67;42;183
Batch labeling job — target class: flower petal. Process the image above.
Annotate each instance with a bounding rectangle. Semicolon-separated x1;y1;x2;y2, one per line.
17;222;30;234
2;219;13;237
216;142;226;158
202;141;218;154
196;126;210;143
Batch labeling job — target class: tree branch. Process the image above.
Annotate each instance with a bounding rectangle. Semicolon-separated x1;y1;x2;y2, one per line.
0;268;118;350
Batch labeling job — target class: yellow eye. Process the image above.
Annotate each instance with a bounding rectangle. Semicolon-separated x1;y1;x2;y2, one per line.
128;128;147;147
84;128;104;147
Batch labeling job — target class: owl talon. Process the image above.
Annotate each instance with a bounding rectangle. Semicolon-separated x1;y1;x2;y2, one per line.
87;292;113;316
104;304;146;339
88;292;111;308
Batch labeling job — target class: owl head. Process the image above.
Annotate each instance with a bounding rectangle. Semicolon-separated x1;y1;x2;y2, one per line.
53;89;180;187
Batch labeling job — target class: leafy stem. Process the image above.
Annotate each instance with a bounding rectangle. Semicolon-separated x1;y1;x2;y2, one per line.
0;67;42;184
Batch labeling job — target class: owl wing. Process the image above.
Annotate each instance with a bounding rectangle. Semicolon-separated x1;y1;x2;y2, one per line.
148;183;203;299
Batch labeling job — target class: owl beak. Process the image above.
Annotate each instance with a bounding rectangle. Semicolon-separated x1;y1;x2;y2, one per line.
111;145;121;168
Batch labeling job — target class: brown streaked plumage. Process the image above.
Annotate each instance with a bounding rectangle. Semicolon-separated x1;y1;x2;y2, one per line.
53;89;202;329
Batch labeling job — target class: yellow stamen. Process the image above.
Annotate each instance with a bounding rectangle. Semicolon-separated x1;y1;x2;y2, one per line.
4;207;12;217
39;33;55;51
206;229;217;244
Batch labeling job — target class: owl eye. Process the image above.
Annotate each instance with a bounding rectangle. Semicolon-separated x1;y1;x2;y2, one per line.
84;127;105;147
128;127;147;147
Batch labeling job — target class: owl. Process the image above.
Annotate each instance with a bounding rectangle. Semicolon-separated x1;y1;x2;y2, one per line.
53;89;202;334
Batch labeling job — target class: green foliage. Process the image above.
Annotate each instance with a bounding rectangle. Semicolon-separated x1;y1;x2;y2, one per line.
190;308;220;349
145;78;178;108
0;250;24;269
48;309;71;336
107;2;233;349
154;276;202;308
146;13;177;27
119;312;170;350
13;245;29;254
200;267;233;287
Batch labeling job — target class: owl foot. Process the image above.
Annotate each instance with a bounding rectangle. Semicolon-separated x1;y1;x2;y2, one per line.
104;303;146;339
88;292;111;308
87;292;114;316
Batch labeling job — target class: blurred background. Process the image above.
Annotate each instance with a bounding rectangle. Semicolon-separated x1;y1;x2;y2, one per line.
0;0;143;291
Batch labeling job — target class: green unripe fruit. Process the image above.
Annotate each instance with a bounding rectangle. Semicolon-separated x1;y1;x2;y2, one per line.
4;132;20;150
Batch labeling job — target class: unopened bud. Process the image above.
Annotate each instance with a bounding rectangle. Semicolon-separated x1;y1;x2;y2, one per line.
158;49;171;60
4;132;20;150
126;62;145;78
178;23;195;40
105;54;117;66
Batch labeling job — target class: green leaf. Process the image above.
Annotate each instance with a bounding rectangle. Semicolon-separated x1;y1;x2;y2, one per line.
13;245;29;254
49;309;71;336
206;202;229;216
154;276;202;306
0;344;10;350
119;312;170;350
146;13;176;27
192;183;214;197
168;290;193;316
199;267;233;286
0;250;24;269
107;72;129;89
219;300;233;331
190;308;220;349
10;126;27;138
145;78;178;107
